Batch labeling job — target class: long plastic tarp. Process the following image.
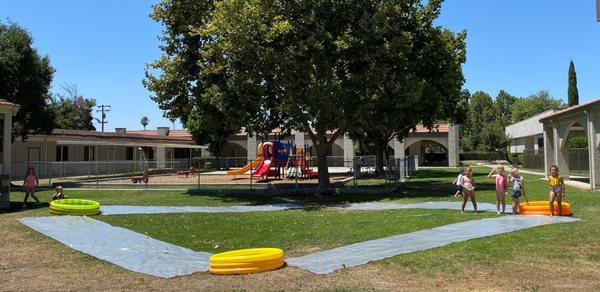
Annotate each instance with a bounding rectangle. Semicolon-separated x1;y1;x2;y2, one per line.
100;203;301;215
332;201;514;213
18;216;211;278
286;215;580;274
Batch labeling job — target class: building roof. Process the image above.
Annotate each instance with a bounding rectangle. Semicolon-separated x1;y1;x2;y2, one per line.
539;98;600;122
0;99;20;113
48;129;195;144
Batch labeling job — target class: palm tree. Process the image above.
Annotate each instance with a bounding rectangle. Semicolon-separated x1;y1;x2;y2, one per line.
140;116;149;130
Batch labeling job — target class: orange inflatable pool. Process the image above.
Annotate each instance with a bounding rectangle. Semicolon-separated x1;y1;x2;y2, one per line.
519;201;571;216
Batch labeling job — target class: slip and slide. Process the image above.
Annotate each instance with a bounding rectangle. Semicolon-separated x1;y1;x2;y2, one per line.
18;201;579;278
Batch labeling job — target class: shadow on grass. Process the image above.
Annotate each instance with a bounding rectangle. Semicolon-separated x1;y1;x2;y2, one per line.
0;201;50;215
181;168;493;208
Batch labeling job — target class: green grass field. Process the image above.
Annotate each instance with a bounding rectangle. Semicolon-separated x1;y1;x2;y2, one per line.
5;166;600;289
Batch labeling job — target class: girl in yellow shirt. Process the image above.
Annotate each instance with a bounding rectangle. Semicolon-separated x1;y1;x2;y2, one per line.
548;165;565;216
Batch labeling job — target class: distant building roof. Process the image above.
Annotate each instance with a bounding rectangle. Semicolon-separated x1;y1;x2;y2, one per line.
539;98;600;123
0;99;20;111
506;109;556;138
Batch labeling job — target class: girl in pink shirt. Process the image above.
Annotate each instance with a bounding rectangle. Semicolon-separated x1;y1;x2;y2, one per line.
488;165;508;214
23;166;40;207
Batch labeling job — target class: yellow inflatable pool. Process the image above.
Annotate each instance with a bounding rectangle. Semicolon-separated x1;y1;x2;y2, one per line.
519;201;571;216
50;199;100;216
210;248;284;275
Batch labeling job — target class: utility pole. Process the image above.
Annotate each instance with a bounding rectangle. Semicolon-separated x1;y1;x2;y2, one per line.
96;105;111;132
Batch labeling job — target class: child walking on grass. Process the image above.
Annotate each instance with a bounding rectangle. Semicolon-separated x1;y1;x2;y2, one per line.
23;166;40;207
548;165;565;216
487;165;507;214
460;167;477;214
452;168;465;197
509;168;525;214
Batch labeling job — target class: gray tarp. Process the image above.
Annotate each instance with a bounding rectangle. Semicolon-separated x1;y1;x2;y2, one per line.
286;215;580;274
100;203;301;215
18;216;211;278
332;201;513;213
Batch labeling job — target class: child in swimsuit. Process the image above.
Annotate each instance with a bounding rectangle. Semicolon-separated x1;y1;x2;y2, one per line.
22;166;40;207
452;168;465;197
548;165;565;216
509;168;525;214
488;165;507;214
460;167;477;214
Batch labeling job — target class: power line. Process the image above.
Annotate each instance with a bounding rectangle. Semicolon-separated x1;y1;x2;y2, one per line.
95;105;111;132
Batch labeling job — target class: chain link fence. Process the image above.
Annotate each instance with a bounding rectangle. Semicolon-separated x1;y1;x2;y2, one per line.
11;156;419;194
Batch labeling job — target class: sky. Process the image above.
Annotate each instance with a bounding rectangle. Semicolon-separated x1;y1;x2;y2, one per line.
1;0;599;131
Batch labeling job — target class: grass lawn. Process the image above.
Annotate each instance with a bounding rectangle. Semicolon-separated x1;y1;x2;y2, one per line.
3;166;600;290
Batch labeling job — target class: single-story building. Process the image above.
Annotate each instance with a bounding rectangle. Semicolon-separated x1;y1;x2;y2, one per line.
505;110;555;153
223;124;460;167
11;127;207;179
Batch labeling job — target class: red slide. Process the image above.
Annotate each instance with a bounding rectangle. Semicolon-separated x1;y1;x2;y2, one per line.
252;158;272;178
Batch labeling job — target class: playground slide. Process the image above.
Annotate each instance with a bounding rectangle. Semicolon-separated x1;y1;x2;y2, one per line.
227;156;263;175
252;158;273;177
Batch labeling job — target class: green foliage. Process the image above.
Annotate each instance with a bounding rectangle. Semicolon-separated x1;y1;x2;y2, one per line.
568;60;579;107
510;90;564;123
570;135;588;149
0;21;56;140
50;84;96;131
347;1;466;173
145;0;466;186
460;91;509;152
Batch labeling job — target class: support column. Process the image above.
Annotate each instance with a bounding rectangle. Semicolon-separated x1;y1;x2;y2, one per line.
1;113;13;209
294;132;304;149
448;124;460;167
553;122;570;179
587;110;600;189
343;134;354;167
543;123;555;178
156;146;166;169
247;134;257;160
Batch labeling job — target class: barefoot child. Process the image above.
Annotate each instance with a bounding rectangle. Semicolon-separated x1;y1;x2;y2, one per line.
22;166;40;207
488;165;507;214
452;168;465;197
548;165;565;216
460;167;477;214
509;168;525;214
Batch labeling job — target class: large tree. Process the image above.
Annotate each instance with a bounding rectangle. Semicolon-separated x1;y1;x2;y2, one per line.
50;84;96;131
567;60;579;107
460;91;509;152
510;90;564;123
347;1;467;174
0;21;56;139
146;0;466;188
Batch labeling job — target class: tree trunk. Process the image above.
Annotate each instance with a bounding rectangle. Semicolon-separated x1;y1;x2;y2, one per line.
374;141;385;175
315;143;331;190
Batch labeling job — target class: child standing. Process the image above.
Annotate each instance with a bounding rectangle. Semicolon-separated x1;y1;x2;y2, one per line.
452;168;465;197
509;168;525;214
548;165;565;216
23;166;40;207
460;167;477;214
487;165;507;214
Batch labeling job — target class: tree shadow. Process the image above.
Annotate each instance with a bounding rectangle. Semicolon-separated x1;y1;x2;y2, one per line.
182;168;491;208
0;201;50;215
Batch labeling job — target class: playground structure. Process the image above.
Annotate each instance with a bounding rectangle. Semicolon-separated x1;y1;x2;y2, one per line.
227;135;318;180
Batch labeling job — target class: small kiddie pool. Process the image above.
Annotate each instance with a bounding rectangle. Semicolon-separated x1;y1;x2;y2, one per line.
50;199;100;216
519;201;571;216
